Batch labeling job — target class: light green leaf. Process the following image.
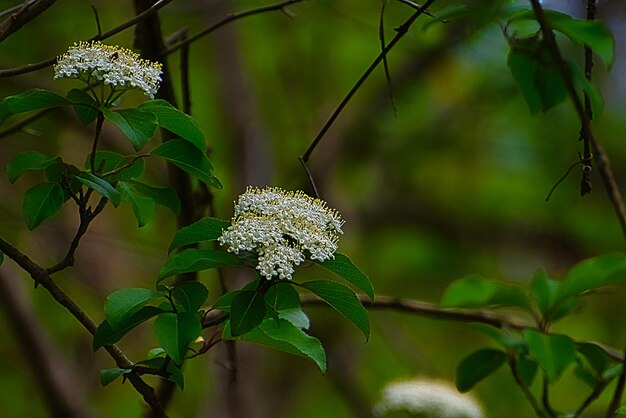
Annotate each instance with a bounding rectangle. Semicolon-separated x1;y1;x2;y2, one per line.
22;182;64;230
154;312;202;364
557;254;626;302
531;268;559;315
93;306;163;351
7;151;60;183
0;88;72;125
171;281;209;313
317;252;374;300
456;348;506;392
104;288;158;329
264;283;309;329
74;171;121;206
617;406;626;415
441;274;529;309
150;139;221;189
230;290;267;337
138;99;206;151
159;248;243;282
301;280;370;341
117;182;156;227
125;180;180;215
99;368;132;386
102;107;158;151
67;88;98;124
523;329;576;383
87;151;145;182
168;217;230;253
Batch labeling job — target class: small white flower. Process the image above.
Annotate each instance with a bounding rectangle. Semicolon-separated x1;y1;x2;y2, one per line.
374;379;484;418
218;186;344;280
54;41;163;98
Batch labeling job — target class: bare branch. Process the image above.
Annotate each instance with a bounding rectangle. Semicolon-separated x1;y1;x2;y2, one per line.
0;0;59;44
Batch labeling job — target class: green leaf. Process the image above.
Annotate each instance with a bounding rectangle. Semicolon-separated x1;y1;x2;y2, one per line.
0;88;72;125
531;269;558;315
87;151;145;182
102;107;158;151
523;329;576;383
7;151;60;183
150;139;221;189
93;306;163;351
316;252;374;300
138;99;206;151
517;355;539;387
168;217;230;253
154;312;202;364
224;317;327;373
104;288;158;329
138;357;185;390
99;368;132;386
159;248;243;282
67;88;98;124
22;182;64;230
230;290;267;337
125;180;180;215
471;325;524;351
578;342;612;375
74;171;121;206
441;274;529;309
264;283;310;329
455;348;506;392
557;254;626;302
301;280;370;341
171;281;209;313
617;406;626;415
117;182;156;227
569;60;604;119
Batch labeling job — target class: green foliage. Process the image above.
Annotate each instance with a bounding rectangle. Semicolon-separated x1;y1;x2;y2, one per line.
150;139;221;189
123;180;180;216
456;348;507;392
265;284;310;329
87;151;145;182
171;281;209;313
168;217;230;253
229;290;267;337
158;248;243;282
99;368;132;387
0;88;72;125
117;182;156;227
154;312;202;364
138;357;185;390
67;88;98;124
7;151;60;183
317;252;374;300
523;330;576;383
138;99;206;151
22;182;64;230
441;274;529;309
102;108;158;151
75;171;121;206
93;306;164;351
557;254;626;302
104;288;159;329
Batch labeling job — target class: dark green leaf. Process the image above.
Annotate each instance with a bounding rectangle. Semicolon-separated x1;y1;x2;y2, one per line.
159;248;243;282
213;281;259;312
456;348;506;392
7;151;60;183
517;356;539;387
99;368;132;386
102;107;158;151
150;139;221;189
104;287;158;329
172;281;209;313
472;325;524;351
557;254;626;302
117;182;156;227
523;329;576;383
441;274;529;309
87;151;145;182
0;88;72;125
264;283;309;328
138;357;185;389
125;180;180;215
316;252;374;300
230;290;267;336
569;60;604;119
301;280;370;341
578;342;612;375
67;88;98;124
93;306;163;351
168;217;230;253
138;99;206;151
22;182;64;230
74;171;121;206
154;312;202;364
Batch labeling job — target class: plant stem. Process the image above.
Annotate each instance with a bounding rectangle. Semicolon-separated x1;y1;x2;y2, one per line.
90;111;105;174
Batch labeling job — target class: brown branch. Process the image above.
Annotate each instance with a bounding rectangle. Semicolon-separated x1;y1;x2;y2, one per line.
0;0;59;44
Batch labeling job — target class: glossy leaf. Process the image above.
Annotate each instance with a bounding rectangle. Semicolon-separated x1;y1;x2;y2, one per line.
168;217;230;253
230;290;267;336
93;306;163;351
102;107;158;151
67;88;98;124
150;139;221;189
125;180;180;215
74;171;121;206
154;312;202;364
456;348;506;392
0;88;72;125
301;280;370;340
557;254;626;302
138;99;205;151
441;274;529;309
159;248;243;282
22;182;64;230
88;151;145;182
317;252;374;300
171;281;209;313
7;151;60;183
117;182;156;227
99;368;132;386
264;283;310;329
104;287;158;329
523;329;576;383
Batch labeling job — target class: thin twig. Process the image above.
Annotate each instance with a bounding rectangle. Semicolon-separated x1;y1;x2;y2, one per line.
576;380;607;416
379;0;397;117
0;0;58;44
509;357;549;418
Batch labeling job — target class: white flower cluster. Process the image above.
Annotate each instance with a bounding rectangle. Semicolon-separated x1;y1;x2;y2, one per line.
218;186;344;280
54;41;163;98
373;379;484;418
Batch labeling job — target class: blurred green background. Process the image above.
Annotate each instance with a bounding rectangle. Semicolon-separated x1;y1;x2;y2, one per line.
0;0;625;417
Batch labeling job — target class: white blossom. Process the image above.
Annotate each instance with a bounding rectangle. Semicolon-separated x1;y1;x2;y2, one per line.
54;41;163;98
218;186;344;280
373;379;484;418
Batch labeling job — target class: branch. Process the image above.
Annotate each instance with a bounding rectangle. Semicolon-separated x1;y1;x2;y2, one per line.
0;0;59;44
